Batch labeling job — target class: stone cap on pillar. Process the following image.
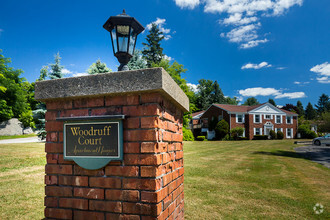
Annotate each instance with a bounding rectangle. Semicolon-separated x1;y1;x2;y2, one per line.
35;67;189;112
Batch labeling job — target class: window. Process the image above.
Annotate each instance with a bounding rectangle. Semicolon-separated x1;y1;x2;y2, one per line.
276;115;281;124
286;116;292;124
286;128;292;138
218;115;223;121
236;114;244;123
255;128;261;135
265;114;271;119
276;128;283;133
254;114;261;123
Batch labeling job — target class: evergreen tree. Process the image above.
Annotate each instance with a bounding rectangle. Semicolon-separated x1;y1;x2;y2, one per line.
243;97;260;106
268;98;276;106
282;103;298;113
37;65;48;81
305;102;317;120
49;52;64;79
142;23;164;67
296;100;305;117
87;59;111;74
315;93;329;114
127;50;147;70
212;81;225;104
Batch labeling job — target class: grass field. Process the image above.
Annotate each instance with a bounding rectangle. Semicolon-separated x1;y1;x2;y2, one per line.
184;140;330;219
0;140;329;219
0;133;36;140
0;143;45;219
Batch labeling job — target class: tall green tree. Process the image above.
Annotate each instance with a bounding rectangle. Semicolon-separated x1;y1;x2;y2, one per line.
196;79;214;110
87;59;111;74
224;96;239;105
212;81;225;104
243;97;260;106
305;102;317;120
49;52;64;79
296;100;305;117
0;50;33;125
318;112;330;132
315;93;329;114
142;23;164;67
127;50;147;70
268;98;276;106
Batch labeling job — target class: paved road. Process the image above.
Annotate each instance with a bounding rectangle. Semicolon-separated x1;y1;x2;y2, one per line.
295;145;330;169
0;136;42;144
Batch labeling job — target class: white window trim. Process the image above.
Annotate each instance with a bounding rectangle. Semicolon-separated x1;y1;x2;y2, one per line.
264;114;272;120
254;114;262;124
286;128;293;138
286;116;293;124
276;115;282;124
254;127;262;135
275;128;283;133
236;114;245;123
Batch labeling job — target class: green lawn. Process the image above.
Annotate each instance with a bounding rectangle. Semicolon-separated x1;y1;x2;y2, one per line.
184;140;330;219
0;140;329;219
0;133;36;140
0;143;45;220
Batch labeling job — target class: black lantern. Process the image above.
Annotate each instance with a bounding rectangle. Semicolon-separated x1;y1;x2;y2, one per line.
103;10;144;71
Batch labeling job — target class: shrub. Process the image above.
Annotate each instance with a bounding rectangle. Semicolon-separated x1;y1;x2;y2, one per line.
183;127;194;141
196;136;206;141
253;135;268;140
238;137;248;140
298;124;318;139
215;119;229;140
277;131;284;139
19;110;35;128
222;134;231;141
269;130;276;140
230;127;244;140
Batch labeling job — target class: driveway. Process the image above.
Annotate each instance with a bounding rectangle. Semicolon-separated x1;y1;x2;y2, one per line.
294;145;330;169
0;136;42;144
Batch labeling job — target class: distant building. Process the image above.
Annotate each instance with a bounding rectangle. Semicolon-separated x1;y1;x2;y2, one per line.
191;103;298;140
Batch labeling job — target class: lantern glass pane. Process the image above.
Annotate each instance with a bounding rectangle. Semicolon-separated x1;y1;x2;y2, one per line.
128;28;137;55
117;25;130;53
111;29;117;54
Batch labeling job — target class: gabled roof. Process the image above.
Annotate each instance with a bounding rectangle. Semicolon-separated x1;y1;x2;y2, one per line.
212;103;298;116
191;110;205;119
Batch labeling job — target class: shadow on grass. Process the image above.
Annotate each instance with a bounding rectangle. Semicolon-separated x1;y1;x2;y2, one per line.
253;150;303;159
253;149;330;168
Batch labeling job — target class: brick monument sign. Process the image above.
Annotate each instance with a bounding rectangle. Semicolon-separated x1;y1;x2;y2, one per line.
35;67;189;220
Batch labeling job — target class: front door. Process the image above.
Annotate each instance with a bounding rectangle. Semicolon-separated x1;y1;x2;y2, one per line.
264;122;274;136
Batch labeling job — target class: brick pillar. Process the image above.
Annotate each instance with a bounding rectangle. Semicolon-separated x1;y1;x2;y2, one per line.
36;68;189;220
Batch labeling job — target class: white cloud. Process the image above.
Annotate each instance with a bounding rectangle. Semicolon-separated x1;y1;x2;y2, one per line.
61;68;72;75
174;0;200;9
187;83;199;93
174;0;303;48
239;87;280;97
241;61;272;69
294;81;309;85
72;72;88;77
276;67;286;70
238;87;306;99
310;62;330;84
240;38;268;49
146;18;172;41
275;92;306;99
163;55;173;61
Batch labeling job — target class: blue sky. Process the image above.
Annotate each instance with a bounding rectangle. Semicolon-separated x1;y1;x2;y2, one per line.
0;0;329;107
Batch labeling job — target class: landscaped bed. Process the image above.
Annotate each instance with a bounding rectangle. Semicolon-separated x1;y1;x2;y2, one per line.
0;140;329;219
